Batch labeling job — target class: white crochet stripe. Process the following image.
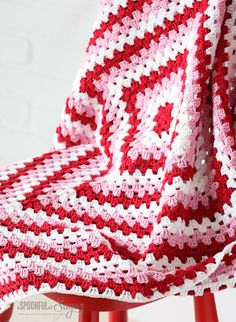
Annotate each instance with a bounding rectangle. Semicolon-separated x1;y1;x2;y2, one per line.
2;194;232;251
63;115;97;140
223;0;236;81
27;187;235;237
2;205;234;267
0;147;103;204
103;38;192;168
89;153;216;211
104;73;186;170
137;73;184;150
203;0;227;63
52;92;107;157
170;25;201;161
0;220;151;254
0;245;236;315
91;0;130;32
95;15;201;91
0;224;217;282
96;13;200;168
92;18;195;165
67;8;202;171
0;255;236;295
53;95;98;141
0;160;34;180
0;228;157;279
0;201;232;265
0;267;233;315
0;240;200;280
0;144;98;182
73;0;198;84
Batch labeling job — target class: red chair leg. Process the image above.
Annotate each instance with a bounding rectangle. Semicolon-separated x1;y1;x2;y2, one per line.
194;293;218;322
79;310;99;322
0;304;14;322
109;310;128;322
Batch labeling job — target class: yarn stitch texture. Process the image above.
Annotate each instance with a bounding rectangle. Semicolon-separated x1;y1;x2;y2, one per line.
0;0;236;314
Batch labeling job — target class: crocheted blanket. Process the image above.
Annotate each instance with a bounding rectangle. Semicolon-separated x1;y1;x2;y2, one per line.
0;0;236;313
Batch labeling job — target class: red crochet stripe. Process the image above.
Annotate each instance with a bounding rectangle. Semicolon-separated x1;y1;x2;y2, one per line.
125;154;167;175
65;97;97;130
0;150;63;194
79;3;208;158
2;207;234;266
88;0;150;47
213;1;236;149
18;148;102;209
0;251;228;301
146;235;236;264
55;126;82;147
80;0;206;100
75;182;161;209
119;50;188;173
153;102;174;136
21;200;154;239
0;237;114;265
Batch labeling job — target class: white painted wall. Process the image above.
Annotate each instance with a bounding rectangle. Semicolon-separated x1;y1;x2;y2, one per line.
0;1;234;321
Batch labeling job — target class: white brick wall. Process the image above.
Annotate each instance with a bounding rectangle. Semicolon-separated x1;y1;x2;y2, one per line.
0;0;99;165
0;1;235;321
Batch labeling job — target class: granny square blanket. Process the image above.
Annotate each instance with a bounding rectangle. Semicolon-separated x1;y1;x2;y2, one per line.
0;0;236;313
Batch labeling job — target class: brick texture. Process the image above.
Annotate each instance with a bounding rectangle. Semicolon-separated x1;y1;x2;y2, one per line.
0;0;99;165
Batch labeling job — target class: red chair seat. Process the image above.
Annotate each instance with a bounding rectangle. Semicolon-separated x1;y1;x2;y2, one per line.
45;292;158;311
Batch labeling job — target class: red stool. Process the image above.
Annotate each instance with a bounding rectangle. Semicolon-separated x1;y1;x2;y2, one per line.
0;292;219;322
